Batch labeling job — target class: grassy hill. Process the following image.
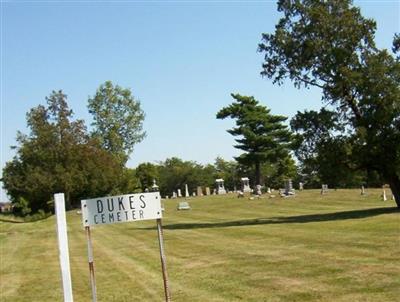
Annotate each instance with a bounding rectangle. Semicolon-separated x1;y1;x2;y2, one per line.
1;189;399;301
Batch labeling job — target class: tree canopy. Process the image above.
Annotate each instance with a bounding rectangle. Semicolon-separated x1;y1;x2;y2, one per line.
217;93;293;185
259;0;400;204
2;91;126;214
88;81;146;164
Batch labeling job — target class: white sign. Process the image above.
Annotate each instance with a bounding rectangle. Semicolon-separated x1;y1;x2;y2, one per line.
81;192;162;227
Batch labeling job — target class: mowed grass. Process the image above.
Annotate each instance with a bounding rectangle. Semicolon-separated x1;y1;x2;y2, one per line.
1;189;399;302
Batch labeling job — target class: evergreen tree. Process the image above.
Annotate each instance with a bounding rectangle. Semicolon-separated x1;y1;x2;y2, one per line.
2;91;124;214
216;94;293;185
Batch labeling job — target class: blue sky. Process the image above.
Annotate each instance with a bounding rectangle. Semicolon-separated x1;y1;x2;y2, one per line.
1;0;399;201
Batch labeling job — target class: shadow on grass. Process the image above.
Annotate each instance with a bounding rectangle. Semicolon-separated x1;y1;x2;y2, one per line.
150;207;398;230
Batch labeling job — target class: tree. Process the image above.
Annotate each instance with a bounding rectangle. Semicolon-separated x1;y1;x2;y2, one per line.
217;94;293;185
291;109;346;186
136;162;160;192
157;157;203;196
115;168;142;195
88;81;146;164
2;91;124;214
259;0;400;205
213;157;239;190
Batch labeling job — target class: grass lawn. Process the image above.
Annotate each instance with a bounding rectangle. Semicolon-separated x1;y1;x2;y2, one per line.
1;189;399;301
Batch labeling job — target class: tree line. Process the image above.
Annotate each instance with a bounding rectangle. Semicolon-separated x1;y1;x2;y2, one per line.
2;0;399;214
2;82;145;215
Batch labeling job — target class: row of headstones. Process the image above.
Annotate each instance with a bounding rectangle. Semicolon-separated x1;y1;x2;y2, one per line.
362;185;396;201
164;177;255;199
156;177;395;201
169;178;297;199
168;178;299;199
169;186;213;199
321;184;396;201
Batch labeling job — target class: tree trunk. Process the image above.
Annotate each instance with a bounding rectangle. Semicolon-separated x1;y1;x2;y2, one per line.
255;161;261;186
388;174;400;208
65;191;72;210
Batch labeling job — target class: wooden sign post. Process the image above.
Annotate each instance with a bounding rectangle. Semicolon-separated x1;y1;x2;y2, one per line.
157;218;171;302
54;193;74;302
81;192;170;301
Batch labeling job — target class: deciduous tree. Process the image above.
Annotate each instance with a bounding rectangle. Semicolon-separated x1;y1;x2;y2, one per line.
88;81;146;164
259;0;400;204
2;91;124;214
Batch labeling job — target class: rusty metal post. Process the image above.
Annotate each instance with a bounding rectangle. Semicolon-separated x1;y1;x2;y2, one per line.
156;218;171;302
85;226;97;302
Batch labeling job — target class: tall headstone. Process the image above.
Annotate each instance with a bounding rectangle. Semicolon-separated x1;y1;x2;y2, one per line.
241;177;252;193
299;182;304;191
185;184;190;198
205;187;211;196
382;188;387;201
267;187;271;194
172;191;177;199
215;179;226;195
197;186;203;197
177;189;182;198
284;179;294;195
321;184;328;195
361;185;366;195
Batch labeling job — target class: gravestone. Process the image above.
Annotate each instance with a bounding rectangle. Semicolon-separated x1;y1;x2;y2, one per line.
255;184;262;195
284;179;295;195
215;179;226;195
267;187;271;194
192;192;196;197
241;177;252;193
151;179;159;192
382;187;387;201
205;187;211;196
185;184;190;198
321;184;328;195
299;182;304;191
177;189;182;198
177;201;191;210
197;186;203;197
172;191;177;199
361;185;366;195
